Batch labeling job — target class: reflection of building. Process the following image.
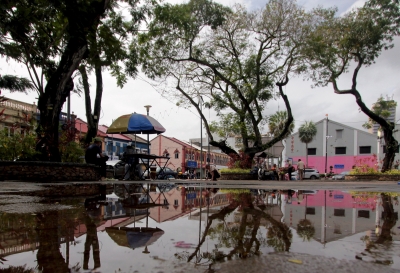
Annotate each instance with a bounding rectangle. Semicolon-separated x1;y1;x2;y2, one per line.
148;187;229;223
283;190;400;244
285;119;378;173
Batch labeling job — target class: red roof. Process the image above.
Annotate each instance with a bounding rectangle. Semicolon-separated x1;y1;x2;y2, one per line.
98;124;131;141
75;118;107;137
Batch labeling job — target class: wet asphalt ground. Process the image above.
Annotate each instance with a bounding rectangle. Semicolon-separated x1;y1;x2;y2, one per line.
0;178;399;273
0;179;399;195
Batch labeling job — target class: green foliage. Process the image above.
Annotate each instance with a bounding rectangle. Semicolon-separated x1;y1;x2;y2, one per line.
268;111;295;138
298;121;317;144
133;0;313;155
219;168;251;174
0;129;38;161
0;75;34;94
362;95;397;129
350;155;379;174
61;141;85;163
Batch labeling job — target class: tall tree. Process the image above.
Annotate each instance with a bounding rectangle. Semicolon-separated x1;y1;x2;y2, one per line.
1;0;112;161
1;0;151;159
298;121;317;167
302;0;400;171
128;0;316;159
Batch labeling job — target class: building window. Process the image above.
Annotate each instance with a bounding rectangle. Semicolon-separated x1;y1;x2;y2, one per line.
335;147;346;154
174;200;178;206
334;209;345;217
175;153;179;159
306;207;315;215
307;148;316;155
358;210;370;218
359;146;371;154
163;199;168;205
336;129;343;139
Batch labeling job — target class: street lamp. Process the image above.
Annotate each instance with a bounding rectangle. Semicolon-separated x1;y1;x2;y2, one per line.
324;114;332;179
144;105;152;155
377;130;383;169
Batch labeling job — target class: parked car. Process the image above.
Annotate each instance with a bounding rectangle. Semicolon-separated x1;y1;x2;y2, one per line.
291;168;320;180
332;171;350;180
106;160;126;179
143;166;177;179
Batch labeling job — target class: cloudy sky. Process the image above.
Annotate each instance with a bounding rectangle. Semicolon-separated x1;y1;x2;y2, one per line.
2;0;399;142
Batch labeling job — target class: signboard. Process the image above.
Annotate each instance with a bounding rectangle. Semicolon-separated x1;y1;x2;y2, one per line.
334;164;344;169
187;161;197;168
334;194;344;199
187;192;196;200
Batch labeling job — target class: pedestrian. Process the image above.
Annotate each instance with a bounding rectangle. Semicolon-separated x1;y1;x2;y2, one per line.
271;164;279;180
297;159;305;180
286;160;293;180
85;137;108;181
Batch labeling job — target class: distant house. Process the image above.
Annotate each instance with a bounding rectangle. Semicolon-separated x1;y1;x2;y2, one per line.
74;118;107;151
150;135;229;177
98;125;148;160
285;118;379;173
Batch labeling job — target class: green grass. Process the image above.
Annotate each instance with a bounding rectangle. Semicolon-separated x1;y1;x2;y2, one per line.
219;168;251;174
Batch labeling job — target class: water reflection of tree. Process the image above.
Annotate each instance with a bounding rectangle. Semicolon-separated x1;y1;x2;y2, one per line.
36;211;70;273
180;191;292;266
358;193;398;265
296;219;315;242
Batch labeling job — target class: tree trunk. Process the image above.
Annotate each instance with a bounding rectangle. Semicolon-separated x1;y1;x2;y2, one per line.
332;76;398;172
36;0;110;161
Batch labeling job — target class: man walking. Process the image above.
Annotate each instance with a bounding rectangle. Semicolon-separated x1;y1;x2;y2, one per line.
297;159;305;180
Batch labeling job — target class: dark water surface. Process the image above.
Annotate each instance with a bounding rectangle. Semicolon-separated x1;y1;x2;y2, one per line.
0;184;399;272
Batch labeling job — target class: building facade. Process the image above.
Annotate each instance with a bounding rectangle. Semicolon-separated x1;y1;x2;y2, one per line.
150;135;230;176
285;118;379;173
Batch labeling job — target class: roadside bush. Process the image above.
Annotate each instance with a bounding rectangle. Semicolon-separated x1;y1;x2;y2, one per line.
220;168;251;174
227;151;252;169
61;141;84;163
0;129;39;161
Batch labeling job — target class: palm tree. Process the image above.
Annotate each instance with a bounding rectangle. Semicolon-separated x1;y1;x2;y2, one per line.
0;74;34;94
268;111;295;138
298;121;317;167
268;111;295;165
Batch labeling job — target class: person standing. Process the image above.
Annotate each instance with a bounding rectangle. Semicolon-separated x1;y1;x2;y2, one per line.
85;138;108;181
297;159;305;180
286;160;293;180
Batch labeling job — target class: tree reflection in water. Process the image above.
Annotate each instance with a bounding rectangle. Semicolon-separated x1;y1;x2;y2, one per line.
36;211;70;273
175;190;292;268
357;193;398;265
296;219;315;242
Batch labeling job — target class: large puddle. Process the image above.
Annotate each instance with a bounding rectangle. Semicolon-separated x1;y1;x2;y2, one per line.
0;184;399;272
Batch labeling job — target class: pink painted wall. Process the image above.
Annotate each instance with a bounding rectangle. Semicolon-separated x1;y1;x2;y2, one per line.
291;190;377;210
291;155;378;173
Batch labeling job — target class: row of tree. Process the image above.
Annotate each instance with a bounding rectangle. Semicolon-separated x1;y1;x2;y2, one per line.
1;0;399;170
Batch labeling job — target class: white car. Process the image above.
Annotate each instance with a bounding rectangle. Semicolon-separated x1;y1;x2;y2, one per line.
291;168;320;180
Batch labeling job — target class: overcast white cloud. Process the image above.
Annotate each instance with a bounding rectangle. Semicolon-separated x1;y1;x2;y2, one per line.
1;0;399;142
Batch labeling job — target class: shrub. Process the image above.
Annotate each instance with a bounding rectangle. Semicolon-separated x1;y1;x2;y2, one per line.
0;129;39;161
220;168;251;174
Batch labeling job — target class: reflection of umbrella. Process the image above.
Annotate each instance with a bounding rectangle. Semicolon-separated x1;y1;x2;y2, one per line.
106;113;166;134
106;227;164;249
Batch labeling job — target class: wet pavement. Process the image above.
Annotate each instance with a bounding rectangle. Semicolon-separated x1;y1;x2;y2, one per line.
0;179;399;273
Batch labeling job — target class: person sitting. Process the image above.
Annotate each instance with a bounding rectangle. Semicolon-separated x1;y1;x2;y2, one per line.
122;145;136;180
209;164;220;181
85;138;108;181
